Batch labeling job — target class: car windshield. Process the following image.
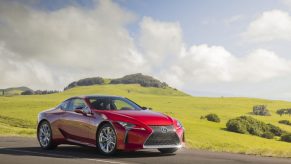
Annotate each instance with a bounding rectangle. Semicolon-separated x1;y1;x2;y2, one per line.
88;97;142;110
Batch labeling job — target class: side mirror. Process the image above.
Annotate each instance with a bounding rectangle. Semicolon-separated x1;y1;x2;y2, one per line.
75;109;86;115
75;107;92;116
142;107;152;110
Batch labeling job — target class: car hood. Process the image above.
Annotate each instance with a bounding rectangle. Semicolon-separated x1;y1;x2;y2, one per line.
94;110;173;126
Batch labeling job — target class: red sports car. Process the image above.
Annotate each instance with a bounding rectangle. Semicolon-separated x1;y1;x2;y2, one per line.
37;95;185;155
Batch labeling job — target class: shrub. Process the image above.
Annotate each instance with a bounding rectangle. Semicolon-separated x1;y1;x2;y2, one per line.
261;132;274;139
34;90;59;95
226;119;248;134
276;109;287;117
21;90;34;95
64;77;104;90
205;113;220;123
279;120;291;125
253;105;270;116
226;116;283;138
266;124;283;136
281;133;291;142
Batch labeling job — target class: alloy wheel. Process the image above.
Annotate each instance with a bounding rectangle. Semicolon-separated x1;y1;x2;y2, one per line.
38;122;51;148
98;125;117;154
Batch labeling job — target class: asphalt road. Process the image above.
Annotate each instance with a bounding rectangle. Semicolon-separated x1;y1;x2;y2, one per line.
0;137;290;164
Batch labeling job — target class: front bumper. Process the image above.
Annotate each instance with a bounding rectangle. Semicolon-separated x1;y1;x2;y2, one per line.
143;144;183;149
113;123;185;150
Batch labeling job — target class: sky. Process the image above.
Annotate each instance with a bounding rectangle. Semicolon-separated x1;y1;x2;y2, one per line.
1;0;291;100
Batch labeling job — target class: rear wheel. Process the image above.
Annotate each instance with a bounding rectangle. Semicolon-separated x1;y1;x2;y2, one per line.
96;123;117;155
158;148;178;154
37;121;57;150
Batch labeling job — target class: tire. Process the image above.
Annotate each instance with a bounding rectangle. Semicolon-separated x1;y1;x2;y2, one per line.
158;148;178;154
96;123;117;155
37;121;57;150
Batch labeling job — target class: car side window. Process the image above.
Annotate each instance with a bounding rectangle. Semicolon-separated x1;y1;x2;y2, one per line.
69;98;86;111
60;100;70;111
89;98;112;110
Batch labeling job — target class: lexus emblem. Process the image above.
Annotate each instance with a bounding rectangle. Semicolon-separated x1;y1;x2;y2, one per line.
160;127;168;133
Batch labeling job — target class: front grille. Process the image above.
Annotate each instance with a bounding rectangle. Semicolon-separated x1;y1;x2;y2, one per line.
144;126;180;146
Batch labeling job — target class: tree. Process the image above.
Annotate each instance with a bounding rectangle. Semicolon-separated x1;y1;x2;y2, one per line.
253;105;270;116
110;73;168;88
21;90;34;95
276;109;286;117
64;77;104;90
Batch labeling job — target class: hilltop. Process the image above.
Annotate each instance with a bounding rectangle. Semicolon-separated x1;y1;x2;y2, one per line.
0;86;32;96
1;73;181;96
64;73;169;90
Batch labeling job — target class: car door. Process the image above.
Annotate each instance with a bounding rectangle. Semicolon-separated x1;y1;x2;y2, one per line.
61;98;92;144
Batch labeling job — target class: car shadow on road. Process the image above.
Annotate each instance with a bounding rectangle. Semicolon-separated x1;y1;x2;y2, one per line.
0;145;175;160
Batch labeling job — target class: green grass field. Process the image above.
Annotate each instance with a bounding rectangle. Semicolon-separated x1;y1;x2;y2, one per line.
0;84;291;157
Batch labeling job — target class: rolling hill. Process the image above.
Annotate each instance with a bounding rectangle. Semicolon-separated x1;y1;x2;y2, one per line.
64;73;169;90
0;83;291;157
0;86;32;96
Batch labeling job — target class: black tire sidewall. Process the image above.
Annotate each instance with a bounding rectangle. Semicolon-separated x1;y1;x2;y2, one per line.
96;123;117;155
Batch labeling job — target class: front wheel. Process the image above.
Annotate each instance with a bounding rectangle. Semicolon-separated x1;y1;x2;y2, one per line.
158;148;178;154
96;123;117;155
37;121;57;150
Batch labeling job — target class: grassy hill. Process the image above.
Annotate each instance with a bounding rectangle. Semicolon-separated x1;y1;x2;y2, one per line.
0;86;32;96
0;84;291;157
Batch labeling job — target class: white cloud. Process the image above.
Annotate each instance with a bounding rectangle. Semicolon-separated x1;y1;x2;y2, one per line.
0;42;55;89
238;49;291;81
243;10;291;42
282;0;291;8
158;44;291;88
139;17;184;70
0;0;147;89
136;14;291;99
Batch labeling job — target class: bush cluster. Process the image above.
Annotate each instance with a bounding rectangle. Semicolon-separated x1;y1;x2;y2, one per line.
278;120;291;126
110;73;168;88
21;90;34;95
64;77;104;90
226;116;283;139
261;132;274;139
204;113;221;123
64;73;169;90
276;108;291;117
281;133;291;142
253;105;270;116
21;90;59;95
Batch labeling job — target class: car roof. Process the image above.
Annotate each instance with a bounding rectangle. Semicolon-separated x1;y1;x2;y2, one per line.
66;95;125;100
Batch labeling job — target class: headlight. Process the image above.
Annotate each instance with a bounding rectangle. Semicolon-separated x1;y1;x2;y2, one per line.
117;121;135;129
176;120;183;129
117;121;145;130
